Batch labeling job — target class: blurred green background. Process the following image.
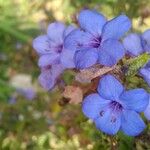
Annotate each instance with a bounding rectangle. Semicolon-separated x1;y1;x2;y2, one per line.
0;0;150;149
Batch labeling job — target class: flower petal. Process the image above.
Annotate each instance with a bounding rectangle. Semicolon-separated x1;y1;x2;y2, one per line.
123;33;144;56
74;48;98;69
47;22;65;44
39;64;64;90
144;95;150;120
38;54;60;67
78;9;106;35
139;67;150;86
98;39;125;66
63;25;76;38
33;35;55;55
39;70;55;90
102;15;131;41
142;29;150;52
82;93;110;120
17;88;36;100
60;48;75;68
146;61;150;67
98;74;124;100
121;110;146;136
64;29;93;51
95;109;121;135
120;89;149;112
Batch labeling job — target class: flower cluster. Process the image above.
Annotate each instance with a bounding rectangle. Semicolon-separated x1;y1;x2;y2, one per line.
33;9;150;136
33;22;75;90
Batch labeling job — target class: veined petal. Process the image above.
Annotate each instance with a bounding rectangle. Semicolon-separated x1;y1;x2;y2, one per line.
142;29;150;52
78;9;106;36
74;48;98;69
47;22;65;44
98;74;124;100
144;95;150;120
82;93;110;120
64;29;93;51
33;35;55;55
121;110;146;136
51;64;64;77
95;109;121;135
39;64;64;90
139;67;150;86
120;89;149;112
146;61;150;67
38;54;59;67
60;48;75;68
102;15;131;41
38;69;56;90
123;33;144;56
63;25;76;38
98;39;125;66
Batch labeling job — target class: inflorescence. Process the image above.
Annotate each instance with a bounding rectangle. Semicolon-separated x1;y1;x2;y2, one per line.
33;9;150;136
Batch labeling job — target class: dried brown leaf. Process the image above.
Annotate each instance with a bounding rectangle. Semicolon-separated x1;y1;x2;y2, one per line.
63;86;83;104
75;65;116;83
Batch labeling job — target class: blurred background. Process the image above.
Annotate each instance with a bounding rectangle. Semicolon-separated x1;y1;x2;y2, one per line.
0;0;150;149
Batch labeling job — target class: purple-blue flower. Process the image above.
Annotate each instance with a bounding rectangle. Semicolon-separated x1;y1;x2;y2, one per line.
38;64;64;90
144;94;150;120
16;88;36;100
140;62;150;87
123;29;150;87
33;22;75;90
64;9;131;69
82;74;149;136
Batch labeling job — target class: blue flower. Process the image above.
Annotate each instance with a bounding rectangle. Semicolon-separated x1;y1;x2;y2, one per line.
82;74;149;136
16;88;36;100
123;29;150;87
64;9;131;69
144;94;150;120
33;22;75;90
38;64;64;90
140;62;150;86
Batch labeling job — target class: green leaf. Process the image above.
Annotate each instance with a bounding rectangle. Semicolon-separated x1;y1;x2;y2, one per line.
0;23;31;42
124;53;150;77
118;132;134;150
62;70;75;85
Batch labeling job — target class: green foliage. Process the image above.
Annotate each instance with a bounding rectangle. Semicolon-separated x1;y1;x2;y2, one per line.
0;64;14;102
0;79;14;102
125;53;150;77
118;132;134;150
123;53;150;90
111;0;149;17
62;70;75;85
